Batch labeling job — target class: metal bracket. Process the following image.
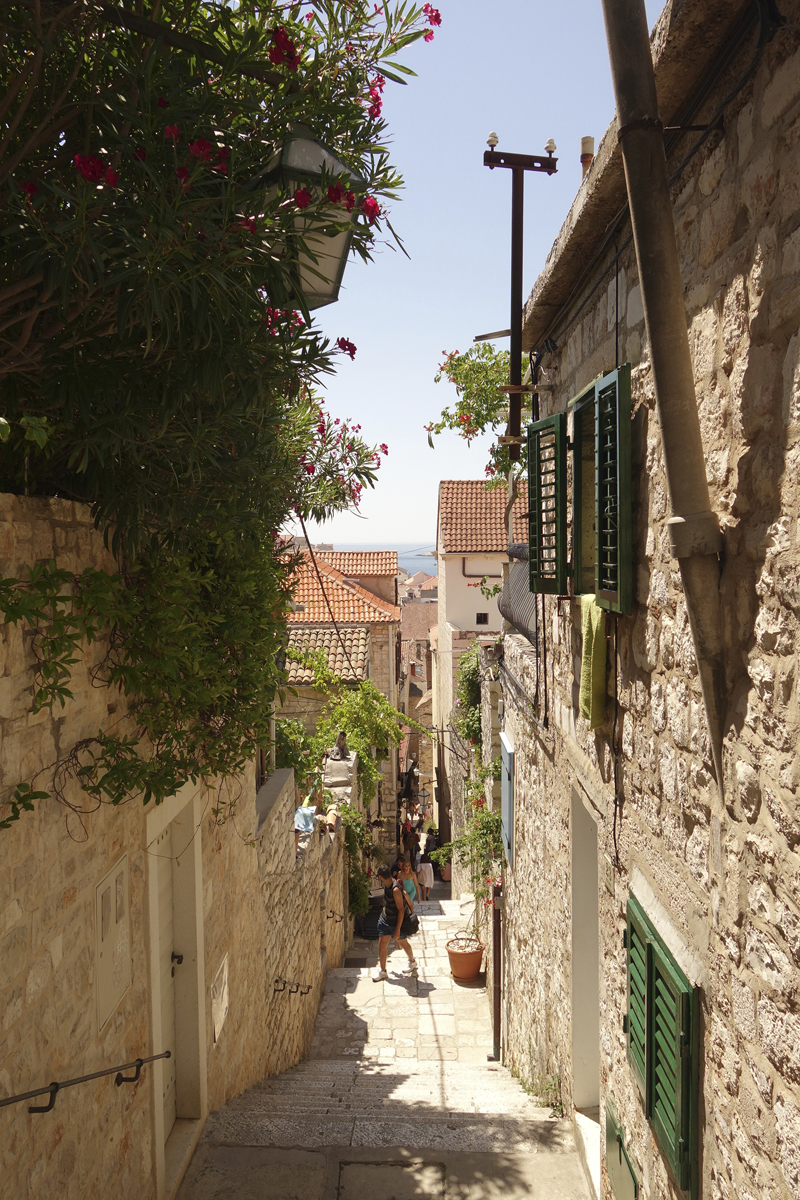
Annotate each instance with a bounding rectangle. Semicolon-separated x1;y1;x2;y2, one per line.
115;1058;144;1086
28;1083;59;1114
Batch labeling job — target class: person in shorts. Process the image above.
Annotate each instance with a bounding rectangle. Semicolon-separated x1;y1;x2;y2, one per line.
373;864;418;981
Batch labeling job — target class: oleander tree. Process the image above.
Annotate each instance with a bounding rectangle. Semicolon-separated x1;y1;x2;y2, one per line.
0;0;444;832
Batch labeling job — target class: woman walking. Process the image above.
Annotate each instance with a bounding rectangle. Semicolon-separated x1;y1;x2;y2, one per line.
373;863;418;981
400;856;422;907
418;838;434;901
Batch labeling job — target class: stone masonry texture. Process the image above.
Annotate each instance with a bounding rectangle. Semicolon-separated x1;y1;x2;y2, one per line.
0;495;349;1198
468;13;800;1200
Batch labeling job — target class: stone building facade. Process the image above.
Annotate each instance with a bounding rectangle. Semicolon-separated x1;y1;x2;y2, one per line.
468;4;800;1200
0;496;348;1199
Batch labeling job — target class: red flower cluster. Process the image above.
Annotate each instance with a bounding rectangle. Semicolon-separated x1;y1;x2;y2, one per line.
423;4;442;26
269;26;301;71
189;137;213;160
295;185;312;209
74;155;117;187
361;195;380;223
134;147;146;162
164;124;181;141
176;167;190;185
263;307;304;337
324;181;356;211
380;443;389;455
157;96;169;108
367;73;385;120
22;181;38;197
239;216;257;234
336;337;357;359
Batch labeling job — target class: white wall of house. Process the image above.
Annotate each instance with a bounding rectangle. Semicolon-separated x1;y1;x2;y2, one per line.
439;552;504;632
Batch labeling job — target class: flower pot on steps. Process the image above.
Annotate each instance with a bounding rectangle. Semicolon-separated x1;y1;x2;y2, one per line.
446;934;484;981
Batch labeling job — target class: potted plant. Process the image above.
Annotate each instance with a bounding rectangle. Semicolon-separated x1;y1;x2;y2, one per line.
432;760;503;982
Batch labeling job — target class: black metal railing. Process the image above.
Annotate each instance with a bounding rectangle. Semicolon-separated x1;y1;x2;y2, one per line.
498;559;537;644
0;1051;171;1114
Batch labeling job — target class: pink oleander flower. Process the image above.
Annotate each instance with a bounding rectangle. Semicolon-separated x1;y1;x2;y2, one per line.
361;195;380;223
327;182;345;204
239;216;257;233
21;181;38;196
158;96;169;108
269;26;301;71
104;168;119;188
176;166;190;184
424;29;434;42
134;147;146;162
423;4;442;26
74;154;106;182
164;125;181;141
189;138;213;160
344;191;356;213
336;337;357;359
380;443;388;455
294;186;312;209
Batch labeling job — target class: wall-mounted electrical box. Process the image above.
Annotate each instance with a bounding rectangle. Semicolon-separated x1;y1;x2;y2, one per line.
95;854;131;1032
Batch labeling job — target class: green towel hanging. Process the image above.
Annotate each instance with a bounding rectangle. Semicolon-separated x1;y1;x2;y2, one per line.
579;594;607;729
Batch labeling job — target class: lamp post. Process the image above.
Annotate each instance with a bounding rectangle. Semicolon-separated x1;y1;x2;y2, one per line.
483;135;558;460
265;126;366;309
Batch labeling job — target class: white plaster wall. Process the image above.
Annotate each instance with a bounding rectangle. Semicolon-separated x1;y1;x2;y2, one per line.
441;553;505;631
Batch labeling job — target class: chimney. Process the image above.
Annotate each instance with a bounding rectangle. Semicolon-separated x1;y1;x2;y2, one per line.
581;135;595;178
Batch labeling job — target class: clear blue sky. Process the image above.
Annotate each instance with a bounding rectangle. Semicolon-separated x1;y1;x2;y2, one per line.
299;0;662;547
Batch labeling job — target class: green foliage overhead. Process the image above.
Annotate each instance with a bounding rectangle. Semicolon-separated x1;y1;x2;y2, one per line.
0;2;441;834
1;0;435;544
426;342;529;484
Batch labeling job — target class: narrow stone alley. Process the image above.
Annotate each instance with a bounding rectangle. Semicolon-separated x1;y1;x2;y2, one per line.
177;888;591;1200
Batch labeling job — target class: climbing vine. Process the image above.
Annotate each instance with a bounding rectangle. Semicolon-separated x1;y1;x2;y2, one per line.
431;758;502;935
451;640;482;746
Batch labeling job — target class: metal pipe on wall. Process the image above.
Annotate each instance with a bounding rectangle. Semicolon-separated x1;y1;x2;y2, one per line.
600;0;726;794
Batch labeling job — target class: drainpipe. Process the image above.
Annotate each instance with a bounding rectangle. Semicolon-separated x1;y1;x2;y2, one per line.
600;0;725;793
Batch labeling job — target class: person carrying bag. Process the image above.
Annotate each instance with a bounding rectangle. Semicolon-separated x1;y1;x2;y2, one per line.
372;864;419;981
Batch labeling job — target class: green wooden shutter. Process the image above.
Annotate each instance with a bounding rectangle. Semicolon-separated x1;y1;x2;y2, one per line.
651;943;693;1191
595;365;632;615
626;898;648;1098
528;412;567;595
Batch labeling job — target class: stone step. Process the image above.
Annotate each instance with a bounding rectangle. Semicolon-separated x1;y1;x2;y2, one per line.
202;1108;571;1155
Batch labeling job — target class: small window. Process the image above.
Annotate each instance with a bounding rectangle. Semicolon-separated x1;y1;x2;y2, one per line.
625;896;697;1196
476;612;489;626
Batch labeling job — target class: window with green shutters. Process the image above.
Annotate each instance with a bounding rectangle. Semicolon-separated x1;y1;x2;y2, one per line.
571;365;632;614
528;412;567;595
625;896;698;1198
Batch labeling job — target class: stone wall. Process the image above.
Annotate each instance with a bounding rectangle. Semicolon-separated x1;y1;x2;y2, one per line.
0;496;349;1199
487;16;800;1200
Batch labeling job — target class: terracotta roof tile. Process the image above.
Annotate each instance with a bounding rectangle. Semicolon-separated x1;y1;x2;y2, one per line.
315;550;398;577
286;625;370;684
289;553;400;624
437;480;528;554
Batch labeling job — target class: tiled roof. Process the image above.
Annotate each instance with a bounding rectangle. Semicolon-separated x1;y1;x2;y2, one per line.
315;550;399;577
286;625;370;684
401;599;438;642
407;570;435;587
289;553;400;624
437;480;528;554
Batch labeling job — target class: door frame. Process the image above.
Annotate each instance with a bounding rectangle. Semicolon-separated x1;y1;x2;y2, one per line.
146;783;208;1199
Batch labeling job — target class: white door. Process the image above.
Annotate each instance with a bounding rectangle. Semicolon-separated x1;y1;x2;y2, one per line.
155;825;177;1138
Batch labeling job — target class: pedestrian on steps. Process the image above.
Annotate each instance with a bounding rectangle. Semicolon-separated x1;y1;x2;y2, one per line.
373;863;418;981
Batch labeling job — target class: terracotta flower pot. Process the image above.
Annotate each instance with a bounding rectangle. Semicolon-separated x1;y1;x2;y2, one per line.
446;935;484;981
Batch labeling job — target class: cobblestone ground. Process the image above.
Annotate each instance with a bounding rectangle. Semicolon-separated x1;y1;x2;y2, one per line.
178;886;590;1199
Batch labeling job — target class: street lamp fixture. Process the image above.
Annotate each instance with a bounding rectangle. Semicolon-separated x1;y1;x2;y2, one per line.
483;134;558;460
265;126;366;309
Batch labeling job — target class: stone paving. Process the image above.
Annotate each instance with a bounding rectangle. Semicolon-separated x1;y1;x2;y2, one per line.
178;887;591;1199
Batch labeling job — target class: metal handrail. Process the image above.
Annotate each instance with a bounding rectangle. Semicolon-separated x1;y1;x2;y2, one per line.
0;1051;171;1114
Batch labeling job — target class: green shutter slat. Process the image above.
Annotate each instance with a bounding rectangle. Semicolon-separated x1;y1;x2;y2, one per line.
626;899;649;1099
528;413;567;595
594;365;632;615
651;944;693;1192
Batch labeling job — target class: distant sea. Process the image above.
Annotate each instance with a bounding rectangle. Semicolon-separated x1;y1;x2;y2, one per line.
332;542;438;579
